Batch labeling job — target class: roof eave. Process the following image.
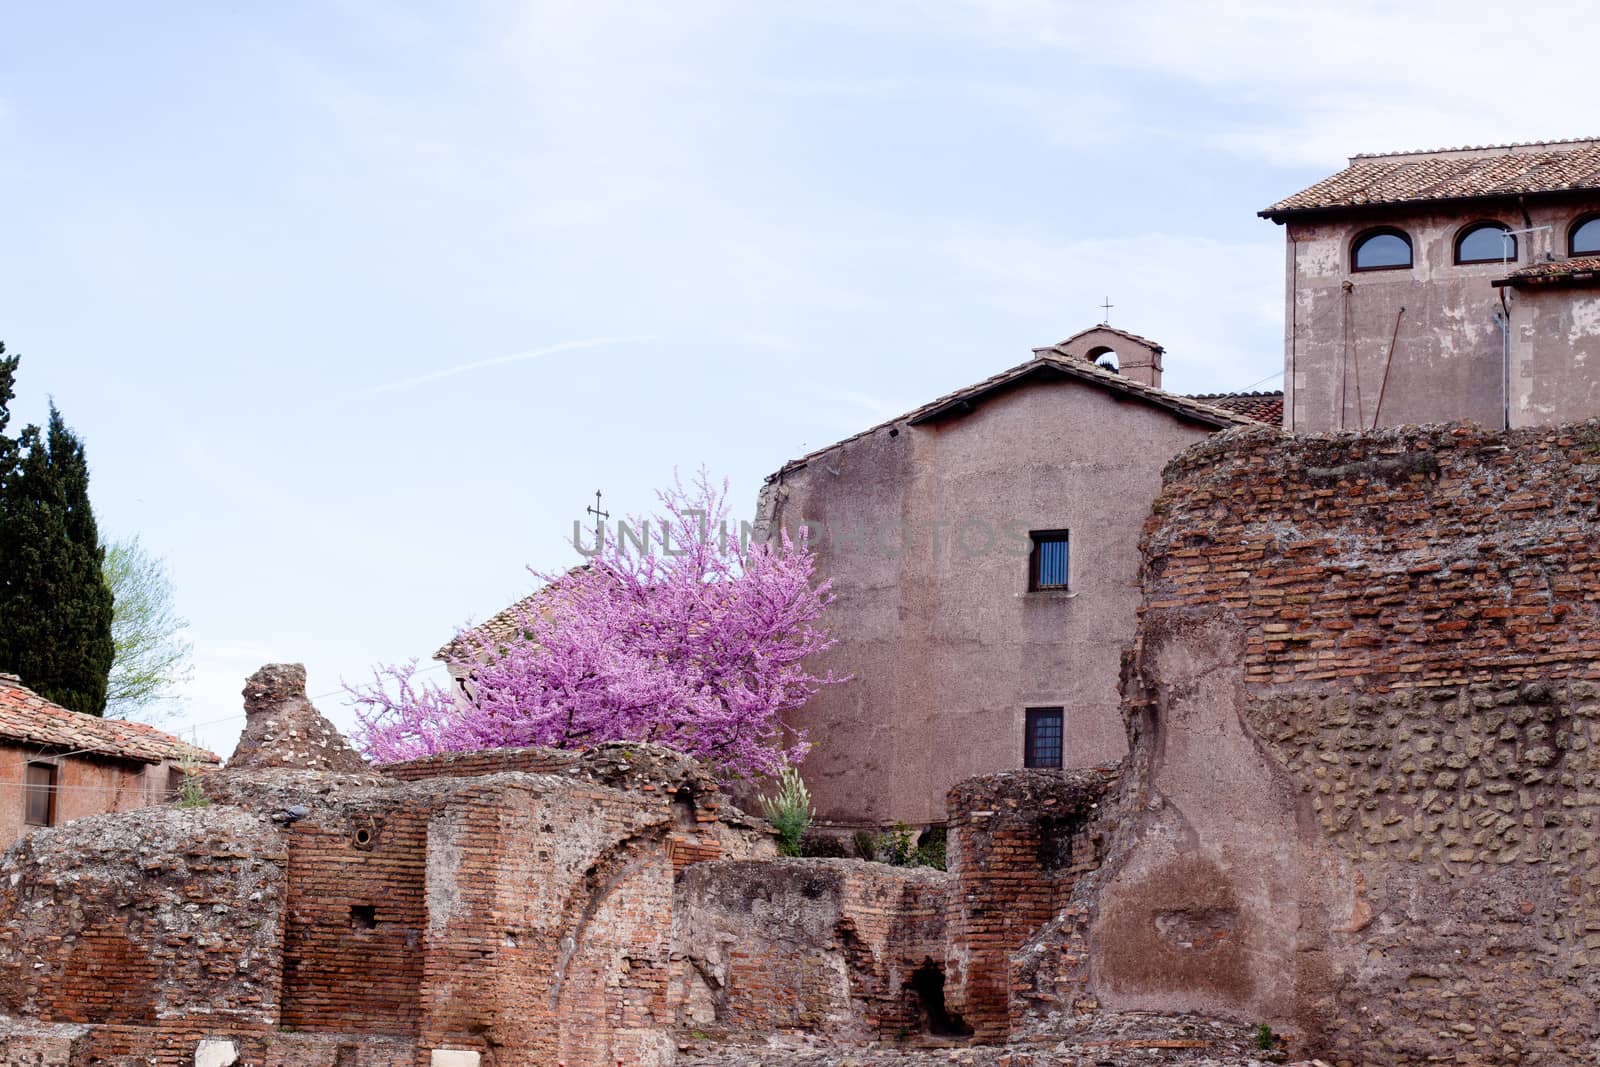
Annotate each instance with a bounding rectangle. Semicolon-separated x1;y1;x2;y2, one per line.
1261;186;1600;223
1492;272;1600;289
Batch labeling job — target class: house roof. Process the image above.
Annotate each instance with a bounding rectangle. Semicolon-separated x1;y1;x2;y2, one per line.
767;350;1262;481
434;590;545;661
1262;138;1600;219
434;564;597;662
1492;255;1600;288
0;674;219;765
1185;390;1283;425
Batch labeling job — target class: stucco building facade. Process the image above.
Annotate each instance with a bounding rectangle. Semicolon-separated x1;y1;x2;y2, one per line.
757;329;1268;826
1262;138;1600;432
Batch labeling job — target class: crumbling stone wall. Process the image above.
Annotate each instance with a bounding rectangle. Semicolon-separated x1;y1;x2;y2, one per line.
1059;420;1600;1064
672;859;950;1042
231;663;370;773
943;770;1114;1042
0;806;288;1064
0;666;777;1067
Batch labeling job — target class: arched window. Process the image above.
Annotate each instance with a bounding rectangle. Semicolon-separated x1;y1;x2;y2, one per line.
1456;222;1515;264
1086;346;1119;373
1352;228;1413;271
1572;215;1600;256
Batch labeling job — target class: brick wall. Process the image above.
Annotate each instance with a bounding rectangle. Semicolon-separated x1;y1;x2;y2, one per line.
413;775;683;1067
1075;420;1600;1064
382;746;581;781
0;805;287;1067
1141;421;1600;690
282;804;428;1036
943;770;1114;1042
0;743;772;1067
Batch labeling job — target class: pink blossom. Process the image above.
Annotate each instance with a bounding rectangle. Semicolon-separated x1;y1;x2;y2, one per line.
348;472;837;781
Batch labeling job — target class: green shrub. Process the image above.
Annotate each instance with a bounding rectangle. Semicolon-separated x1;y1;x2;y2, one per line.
914;827;947;870
880;821;916;866
851;829;878;861
760;767;813;856
1255;1023;1275;1051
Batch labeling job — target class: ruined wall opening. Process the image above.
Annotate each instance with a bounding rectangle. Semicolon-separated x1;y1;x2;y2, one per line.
1036;810;1090;871
908;960;970;1037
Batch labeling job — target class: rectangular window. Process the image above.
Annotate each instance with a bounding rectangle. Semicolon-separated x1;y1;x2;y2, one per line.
24;762;57;827
1030;530;1070;591
1024;707;1064;769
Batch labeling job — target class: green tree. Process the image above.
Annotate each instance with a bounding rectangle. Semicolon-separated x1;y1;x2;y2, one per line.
103;536;193;721
0;346;115;715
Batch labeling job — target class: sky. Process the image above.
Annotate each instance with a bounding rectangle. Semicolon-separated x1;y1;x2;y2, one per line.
4;0;1600;757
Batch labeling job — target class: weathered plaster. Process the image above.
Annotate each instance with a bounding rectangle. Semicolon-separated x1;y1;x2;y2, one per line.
762;375;1216;825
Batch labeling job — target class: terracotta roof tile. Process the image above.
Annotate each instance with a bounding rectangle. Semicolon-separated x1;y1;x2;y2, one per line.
1263;139;1600;217
1185;390;1284;425
1492;255;1600;287
434;590;545;661
0;675;219;764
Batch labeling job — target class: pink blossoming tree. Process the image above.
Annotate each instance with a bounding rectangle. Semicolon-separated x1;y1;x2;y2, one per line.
348;472;837;780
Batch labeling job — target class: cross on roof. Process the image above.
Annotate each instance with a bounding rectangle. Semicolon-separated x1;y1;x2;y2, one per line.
585;490;609;542
1099;297;1114;325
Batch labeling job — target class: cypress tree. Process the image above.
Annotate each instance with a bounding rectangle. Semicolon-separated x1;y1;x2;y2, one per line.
0;345;115;715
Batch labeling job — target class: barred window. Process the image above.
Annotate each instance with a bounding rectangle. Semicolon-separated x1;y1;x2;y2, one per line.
1024;708;1064;769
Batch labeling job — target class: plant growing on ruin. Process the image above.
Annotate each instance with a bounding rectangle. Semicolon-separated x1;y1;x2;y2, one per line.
175;750;209;809
760;766;813;856
879;821;917;866
1255;1023;1275;1051
349;471;839;781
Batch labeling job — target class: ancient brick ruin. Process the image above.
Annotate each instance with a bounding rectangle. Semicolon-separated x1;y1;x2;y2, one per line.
11;421;1600;1065
1056;419;1600;1064
0;665;782;1067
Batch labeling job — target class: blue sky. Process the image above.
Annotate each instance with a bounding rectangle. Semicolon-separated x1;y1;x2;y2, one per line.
3;1;1596;755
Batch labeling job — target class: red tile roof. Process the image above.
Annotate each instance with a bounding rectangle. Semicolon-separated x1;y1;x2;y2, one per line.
434;590;545;661
1262;139;1600;218
1492;255;1600;288
1185;390;1284;425
0;674;219;765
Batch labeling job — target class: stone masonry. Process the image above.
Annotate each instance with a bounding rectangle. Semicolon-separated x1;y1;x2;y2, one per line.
0;667;777;1067
1046;419;1600;1064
